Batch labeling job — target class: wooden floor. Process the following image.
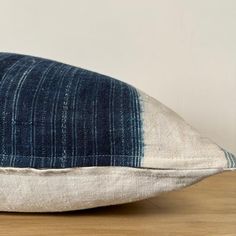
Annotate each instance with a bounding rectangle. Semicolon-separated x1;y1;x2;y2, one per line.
0;171;235;236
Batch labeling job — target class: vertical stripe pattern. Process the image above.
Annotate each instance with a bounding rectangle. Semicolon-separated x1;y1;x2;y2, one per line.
222;149;236;168
0;53;144;169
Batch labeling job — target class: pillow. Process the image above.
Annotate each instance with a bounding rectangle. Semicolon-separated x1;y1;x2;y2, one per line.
0;52;235;212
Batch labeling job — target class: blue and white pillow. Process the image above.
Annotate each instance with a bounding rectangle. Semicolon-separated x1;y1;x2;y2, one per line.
0;52;235;212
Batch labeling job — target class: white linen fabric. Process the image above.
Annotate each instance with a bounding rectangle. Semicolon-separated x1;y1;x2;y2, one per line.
139;90;231;169
0;166;229;212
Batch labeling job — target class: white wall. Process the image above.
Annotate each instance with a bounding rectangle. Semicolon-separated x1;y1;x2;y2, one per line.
0;0;235;153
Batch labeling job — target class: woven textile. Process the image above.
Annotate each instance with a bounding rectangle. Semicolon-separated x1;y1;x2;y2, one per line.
0;53;143;168
0;52;235;212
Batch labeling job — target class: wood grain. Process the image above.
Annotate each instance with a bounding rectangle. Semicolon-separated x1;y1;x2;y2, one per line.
0;171;235;236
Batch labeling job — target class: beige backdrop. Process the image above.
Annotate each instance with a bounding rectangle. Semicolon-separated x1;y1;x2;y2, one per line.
0;0;235;154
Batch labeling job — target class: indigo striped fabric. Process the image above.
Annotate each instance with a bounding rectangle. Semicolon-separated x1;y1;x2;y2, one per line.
222;149;236;168
0;53;144;169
